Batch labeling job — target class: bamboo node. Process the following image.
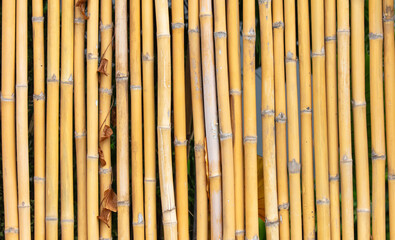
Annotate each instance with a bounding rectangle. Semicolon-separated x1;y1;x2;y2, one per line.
144;178;156;183
157;33;171;39
74;18;85;24
351;100;366;108
116;72;129;82
247;235;259;240
356;208;370;213
337;29;350;35
61;75;73;85
383;14;395;22
325;35;337;42
261;109;275;117
258;0;272;4
369;32;383;40
371;150;386;161
341;155;353;164
171;22;185;29
243;31;256;41
87;154;99;160
388;174;395;180
209;173;222;179
220;132;233;141
243;136;257;143
311;47;325;58
301;107;312;114
16;84;28;88
33;92;45;101
265;218;279;227
33;176;46;182
194;144;204;151
4;227;18;234
130;85;142;90
275;112;287;123
163;221;178;226
87;53;99;60
329;175;340;181
61;219;74;223
32;16;44;22
288;159;301;174
45;217;58;221
1;93;15;102
273;21;284;29
117;200;130;207
174;139;188;146
99;238;113;240
47;74;59;83
99;167;112;175
229;89;242;95
100;23;114;31
163;206;176;214
214;31;227;39
132;213;144;226
188;28;200;34
158;125;171;130
278;202;290;210
18;202;30;208
142;53;154;62
285;51;297;63
235;229;245;236
316;198;330;205
199;13;213;18
74;130;87;138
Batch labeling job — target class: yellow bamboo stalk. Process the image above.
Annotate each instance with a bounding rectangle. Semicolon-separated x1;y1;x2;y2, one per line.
369;0;386;238
243;0;258;239
383;0;395;238
33;0;45;238
337;1;354;239
272;0;289;239
188;0;208;238
200;0;222;238
296;0;316;238
171;0;189;238
142;0;157;239
351;0;370;239
155;0;178;238
99;0;113;238
284;0;302;239
258;0;279;239
46;0;60;238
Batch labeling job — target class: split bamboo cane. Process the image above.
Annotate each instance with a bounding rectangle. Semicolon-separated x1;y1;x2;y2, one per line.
337;1;354;239
99;0;113;238
296;0;316;238
130;0;145;238
74;0;87;239
142;0;157;239
16;0;31;239
33;0;46;239
115;0;130;239
311;0;331;238
171;0;189;238
324;0;340;238
213;0;235;238
272;0;290;239
369;0;386;238
155;0;178;238
351;0;371;238
284;0;302;239
383;0;395;238
258;0;280;239
243;0;258;238
200;0;223;238
226;1;244;238
188;0;209;238
46;0;60;238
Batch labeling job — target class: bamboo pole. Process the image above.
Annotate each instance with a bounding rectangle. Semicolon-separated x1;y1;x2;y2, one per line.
383;0;395;238
74;0;87;239
226;1;244;238
351;0;371;239
142;0;157;239
284;0;302;239
99;0;113;238
337;1;354;239
272;0;290;239
243;0;258;238
296;0;316;238
33;0;46;238
130;0;145;238
258;0;280;239
46;0;60;238
369;0;386;238
155;0;178;238
199;0;222;238
171;0;189;238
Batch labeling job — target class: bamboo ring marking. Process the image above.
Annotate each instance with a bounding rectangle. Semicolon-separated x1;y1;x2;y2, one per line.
174;139;187;146
99;88;113;95
4;227;19;234
171;22;184;29
117;200;131;207
214;31;227;39
33;92;45;101
32;16;44;22
329;175;340;181
229;89;242;96
220;132;233;141
369;32;383;40
243;136;257;143
278;203;290;210
325;35;337;42
74;18;85;24
130;85;142;90
273;21;284;29
1;94;15;102
100;23;113;31
316;198;330;205
261;109;275;117
188;28;199;34
99;167;112;175
265;218;279;227
34;176;46;182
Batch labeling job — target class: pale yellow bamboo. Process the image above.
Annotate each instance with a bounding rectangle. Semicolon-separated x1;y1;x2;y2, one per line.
258;0;279;239
337;1;354;239
369;0;386;238
243;0;258;238
33;0;46;238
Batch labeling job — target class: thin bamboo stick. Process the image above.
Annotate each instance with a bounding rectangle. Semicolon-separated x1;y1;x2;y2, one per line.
258;0;279;239
284;0;302;239
33;0;46;238
351;0;371;239
200;0;223;238
337;1;354;239
243;0;258;238
155;0;178;238
74;0;87;239
296;0;316;238
369;0;386;238
46;0;60;238
171;0;189;238
142;0;157;239
272;0;289;239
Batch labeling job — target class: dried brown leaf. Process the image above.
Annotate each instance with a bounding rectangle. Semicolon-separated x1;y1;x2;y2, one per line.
97;208;111;228
76;0;89;20
98;148;106;167
101;188;118;212
97;58;109;76
100;125;113;142
111;108;117;127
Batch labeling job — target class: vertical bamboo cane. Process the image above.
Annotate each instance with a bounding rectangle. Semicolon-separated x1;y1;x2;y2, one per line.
284;0;302;239
369;0;386;238
324;0;340;238
272;0;290;239
351;0;371;239
258;0;280;239
155;0;178;238
243;0;258;238
296;0;316;238
171;0;189;238
226;1;244;238
46;0;60;238
99;0;113;238
142;0;157;239
200;0;223;238
74;1;87;239
337;1;354;239
33;0;46;239
383;0;395;238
